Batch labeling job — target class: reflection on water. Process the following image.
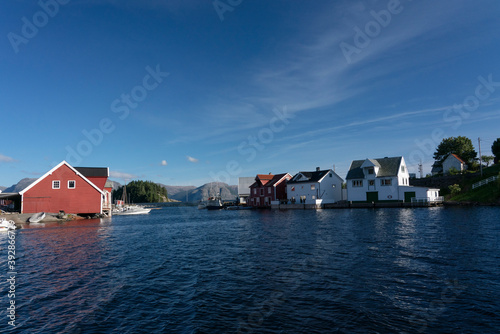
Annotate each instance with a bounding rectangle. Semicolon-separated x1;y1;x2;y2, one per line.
0;207;499;333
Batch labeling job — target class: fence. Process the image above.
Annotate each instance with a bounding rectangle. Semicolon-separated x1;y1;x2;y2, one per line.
472;176;499;190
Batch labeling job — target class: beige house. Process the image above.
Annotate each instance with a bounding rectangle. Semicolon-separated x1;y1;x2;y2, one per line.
442;154;467;174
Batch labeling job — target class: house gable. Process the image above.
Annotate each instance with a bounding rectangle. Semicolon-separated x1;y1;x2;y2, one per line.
20;161;105;196
19;161;106;214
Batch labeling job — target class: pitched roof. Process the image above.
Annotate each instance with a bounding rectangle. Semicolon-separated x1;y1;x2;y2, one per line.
75;167;109;177
346;157;403;179
250;174;274;188
448;154;465;164
287;169;334;184
265;173;291;187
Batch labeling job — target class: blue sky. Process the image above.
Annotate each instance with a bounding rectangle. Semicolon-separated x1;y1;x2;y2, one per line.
1;0;499;187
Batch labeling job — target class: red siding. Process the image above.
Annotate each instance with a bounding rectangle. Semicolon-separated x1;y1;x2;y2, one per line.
86;176;107;190
22;164;102;214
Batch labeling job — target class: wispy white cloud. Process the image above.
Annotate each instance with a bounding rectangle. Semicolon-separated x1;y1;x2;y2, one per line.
186;156;199;163
161;160;168;166
0;154;15;163
110;171;138;181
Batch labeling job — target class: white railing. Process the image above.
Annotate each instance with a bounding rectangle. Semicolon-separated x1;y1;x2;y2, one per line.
411;197;429;204
434;196;444;203
472;175;498;190
411;196;444;204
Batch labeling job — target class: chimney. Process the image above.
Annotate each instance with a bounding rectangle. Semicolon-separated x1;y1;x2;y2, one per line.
316;167;320;172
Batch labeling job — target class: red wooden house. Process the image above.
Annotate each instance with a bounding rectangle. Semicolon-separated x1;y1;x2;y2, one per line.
248;173;292;208
19;161;110;215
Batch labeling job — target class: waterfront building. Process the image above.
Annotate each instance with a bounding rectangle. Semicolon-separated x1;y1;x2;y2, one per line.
237;177;255;204
346;156;441;203
248;173;292;208
286;168;344;205
18;161;111;215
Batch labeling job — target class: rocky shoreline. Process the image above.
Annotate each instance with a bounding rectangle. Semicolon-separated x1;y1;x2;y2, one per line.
0;212;85;227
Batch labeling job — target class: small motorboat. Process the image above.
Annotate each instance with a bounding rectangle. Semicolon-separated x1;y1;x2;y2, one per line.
113;205;151;215
0;219;16;231
29;212;46;223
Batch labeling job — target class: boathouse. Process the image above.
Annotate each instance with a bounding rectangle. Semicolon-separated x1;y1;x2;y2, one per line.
248;173;292;208
346;156;441;204
18;161;111;215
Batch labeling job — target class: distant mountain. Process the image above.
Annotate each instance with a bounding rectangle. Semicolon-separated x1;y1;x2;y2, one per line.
0;186;6;192
107;180;122;191
164;182;238;202
3;178;37;193
158;185;196;199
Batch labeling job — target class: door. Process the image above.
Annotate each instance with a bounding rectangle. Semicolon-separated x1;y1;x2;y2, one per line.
366;192;378;203
405;192;416;203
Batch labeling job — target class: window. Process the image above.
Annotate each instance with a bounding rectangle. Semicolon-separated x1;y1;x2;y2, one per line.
369;180;375;186
253;189;256;195
68;180;76;189
260;189;264;196
291;186;295;192
401;165;405;172
268;187;272;194
352;180;363;187
368;167;374;175
52;180;60;189
329;173;332;177
381;179;392;186
310;184;315;190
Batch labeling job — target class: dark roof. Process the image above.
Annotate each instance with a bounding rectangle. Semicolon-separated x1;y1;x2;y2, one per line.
250;173;290;188
431;165;443;173
287;170;332;184
346;157;402;179
75;167;109;178
265;173;290;187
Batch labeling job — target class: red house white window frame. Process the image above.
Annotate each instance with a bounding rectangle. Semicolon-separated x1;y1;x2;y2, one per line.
68;180;76;189
52;180;60;189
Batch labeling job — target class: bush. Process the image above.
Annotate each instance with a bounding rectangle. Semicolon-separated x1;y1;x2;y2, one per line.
449;184;461;196
448;167;460;175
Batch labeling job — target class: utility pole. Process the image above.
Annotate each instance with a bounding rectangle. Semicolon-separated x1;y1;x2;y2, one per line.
478;137;483;177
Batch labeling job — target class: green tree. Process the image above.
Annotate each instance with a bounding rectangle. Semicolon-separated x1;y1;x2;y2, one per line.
449;184;461;196
112;180;168;203
481;155;494;167
492;138;500;163
433;136;477;168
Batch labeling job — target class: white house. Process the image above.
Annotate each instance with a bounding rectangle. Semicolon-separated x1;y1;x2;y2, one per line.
442;154;467;174
238;177;255;204
346;157;440;203
286;168;344;205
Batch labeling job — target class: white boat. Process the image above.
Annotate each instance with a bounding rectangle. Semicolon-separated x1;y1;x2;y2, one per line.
0;219;16;231
113;205;151;215
29;212;46;223
197;202;207;210
206;196;224;210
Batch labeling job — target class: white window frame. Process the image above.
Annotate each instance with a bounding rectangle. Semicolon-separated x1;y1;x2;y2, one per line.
52;180;60;189
352;180;363;187
68;180;76;189
381;179;392;186
310;184;315;190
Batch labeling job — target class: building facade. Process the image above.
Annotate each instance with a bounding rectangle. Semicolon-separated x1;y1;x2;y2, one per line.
286;168;344;205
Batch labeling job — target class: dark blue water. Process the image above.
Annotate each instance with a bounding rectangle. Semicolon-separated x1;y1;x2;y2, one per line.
1;207;499;333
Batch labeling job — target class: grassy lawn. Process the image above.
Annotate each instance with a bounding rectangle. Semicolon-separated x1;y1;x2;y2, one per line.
449;164;500;203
